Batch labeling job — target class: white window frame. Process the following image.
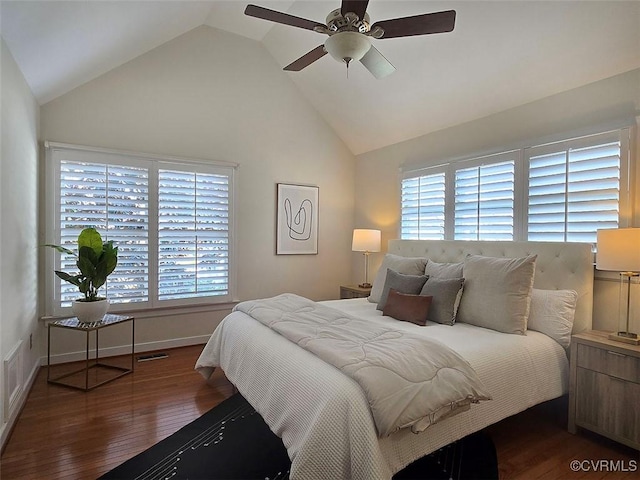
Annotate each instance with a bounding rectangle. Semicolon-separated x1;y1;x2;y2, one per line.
44;142;238;317
400;126;633;243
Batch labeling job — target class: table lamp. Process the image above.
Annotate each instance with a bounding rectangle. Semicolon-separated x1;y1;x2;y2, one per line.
596;228;640;345
352;229;381;288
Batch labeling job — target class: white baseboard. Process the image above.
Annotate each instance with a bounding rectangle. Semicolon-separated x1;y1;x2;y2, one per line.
41;334;211;365
1;355;40;450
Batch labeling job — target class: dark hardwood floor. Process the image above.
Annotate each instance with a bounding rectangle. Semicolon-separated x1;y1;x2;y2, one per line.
1;345;637;479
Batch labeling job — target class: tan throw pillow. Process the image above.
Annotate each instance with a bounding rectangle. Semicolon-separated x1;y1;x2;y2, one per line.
383;289;433;326
368;254;428;303
457;254;537;335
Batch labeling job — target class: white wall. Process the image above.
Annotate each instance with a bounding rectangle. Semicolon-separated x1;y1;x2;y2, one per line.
0;38;41;448
354;68;640;333
39;26;356;360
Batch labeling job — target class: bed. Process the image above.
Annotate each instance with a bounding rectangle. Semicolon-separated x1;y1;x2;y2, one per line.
196;239;594;480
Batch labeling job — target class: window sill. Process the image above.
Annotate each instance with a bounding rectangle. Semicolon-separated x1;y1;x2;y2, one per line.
40;300;238;322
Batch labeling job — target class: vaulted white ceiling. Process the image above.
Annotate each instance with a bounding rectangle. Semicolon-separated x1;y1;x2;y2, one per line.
2;1;639;154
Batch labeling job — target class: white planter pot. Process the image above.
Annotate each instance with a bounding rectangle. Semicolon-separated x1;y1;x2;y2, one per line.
72;299;109;323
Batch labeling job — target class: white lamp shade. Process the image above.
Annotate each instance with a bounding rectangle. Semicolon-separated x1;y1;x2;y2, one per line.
325;31;371;63
596;228;640;272
352;229;381;253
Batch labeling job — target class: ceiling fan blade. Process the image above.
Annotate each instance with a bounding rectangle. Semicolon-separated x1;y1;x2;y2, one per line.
341;0;369;20
284;45;327;71
372;10;456;39
244;4;325;32
360;45;395;79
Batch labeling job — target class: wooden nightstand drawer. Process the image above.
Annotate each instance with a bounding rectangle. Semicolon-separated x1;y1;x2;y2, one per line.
575;368;640;444
576;343;640;383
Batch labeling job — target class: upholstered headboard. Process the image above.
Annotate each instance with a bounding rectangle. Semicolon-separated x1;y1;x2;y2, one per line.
388;240;594;334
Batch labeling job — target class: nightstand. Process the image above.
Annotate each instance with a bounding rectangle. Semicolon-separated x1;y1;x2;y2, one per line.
568;330;640;450
47;314;135;391
340;285;372;299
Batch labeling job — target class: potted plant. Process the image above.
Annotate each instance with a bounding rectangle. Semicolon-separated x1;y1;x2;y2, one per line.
46;227;118;323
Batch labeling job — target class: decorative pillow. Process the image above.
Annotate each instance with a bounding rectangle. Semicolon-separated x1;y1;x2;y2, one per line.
420;277;465;326
527;289;578;348
424;260;464;279
457;254;537;335
377;269;429;311
383;289;433;326
368;254;428;304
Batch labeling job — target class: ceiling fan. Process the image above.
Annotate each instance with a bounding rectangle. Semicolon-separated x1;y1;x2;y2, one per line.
244;1;456;79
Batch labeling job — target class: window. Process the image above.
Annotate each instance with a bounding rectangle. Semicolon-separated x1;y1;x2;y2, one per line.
157;168;230;301
400;128;630;243
400;169;446;240
46;143;236;315
527;132;622;243
58;161;150;306
454;156;516;241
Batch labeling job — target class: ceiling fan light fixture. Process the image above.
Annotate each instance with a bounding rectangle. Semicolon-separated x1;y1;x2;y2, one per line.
324;31;371;64
245;2;457;77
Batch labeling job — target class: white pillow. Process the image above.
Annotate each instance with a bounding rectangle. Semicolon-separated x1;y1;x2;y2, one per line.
368;254;427;304
527;289;578;348
457;254;537;335
424;260;464;279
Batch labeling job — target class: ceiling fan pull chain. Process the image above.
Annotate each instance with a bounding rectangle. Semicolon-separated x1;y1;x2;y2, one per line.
345;57;352;78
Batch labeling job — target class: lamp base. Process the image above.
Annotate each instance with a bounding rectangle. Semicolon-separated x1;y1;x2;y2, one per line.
608;331;640;345
358;282;372;289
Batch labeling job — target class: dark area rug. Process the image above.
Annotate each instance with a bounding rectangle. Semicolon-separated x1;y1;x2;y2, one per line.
100;393;498;480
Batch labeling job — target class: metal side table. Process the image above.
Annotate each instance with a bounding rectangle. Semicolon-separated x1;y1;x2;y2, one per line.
47;313;135;391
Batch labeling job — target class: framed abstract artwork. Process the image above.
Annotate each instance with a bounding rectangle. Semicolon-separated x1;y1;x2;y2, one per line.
276;183;319;255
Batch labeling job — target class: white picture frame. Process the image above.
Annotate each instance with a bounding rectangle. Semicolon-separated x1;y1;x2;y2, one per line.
276;183;319;255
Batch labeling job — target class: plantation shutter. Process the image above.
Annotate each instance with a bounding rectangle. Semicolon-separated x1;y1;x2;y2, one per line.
48;142;237;315
454;157;515;240
527;131;621;242
59;160;150;306
158;168;230;300
401;171;446;240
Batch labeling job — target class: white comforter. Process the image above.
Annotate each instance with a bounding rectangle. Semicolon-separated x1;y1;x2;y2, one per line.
196;298;569;480
234;294;491;437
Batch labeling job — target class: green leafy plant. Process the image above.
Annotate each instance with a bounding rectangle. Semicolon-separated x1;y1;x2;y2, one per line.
45;227;118;302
